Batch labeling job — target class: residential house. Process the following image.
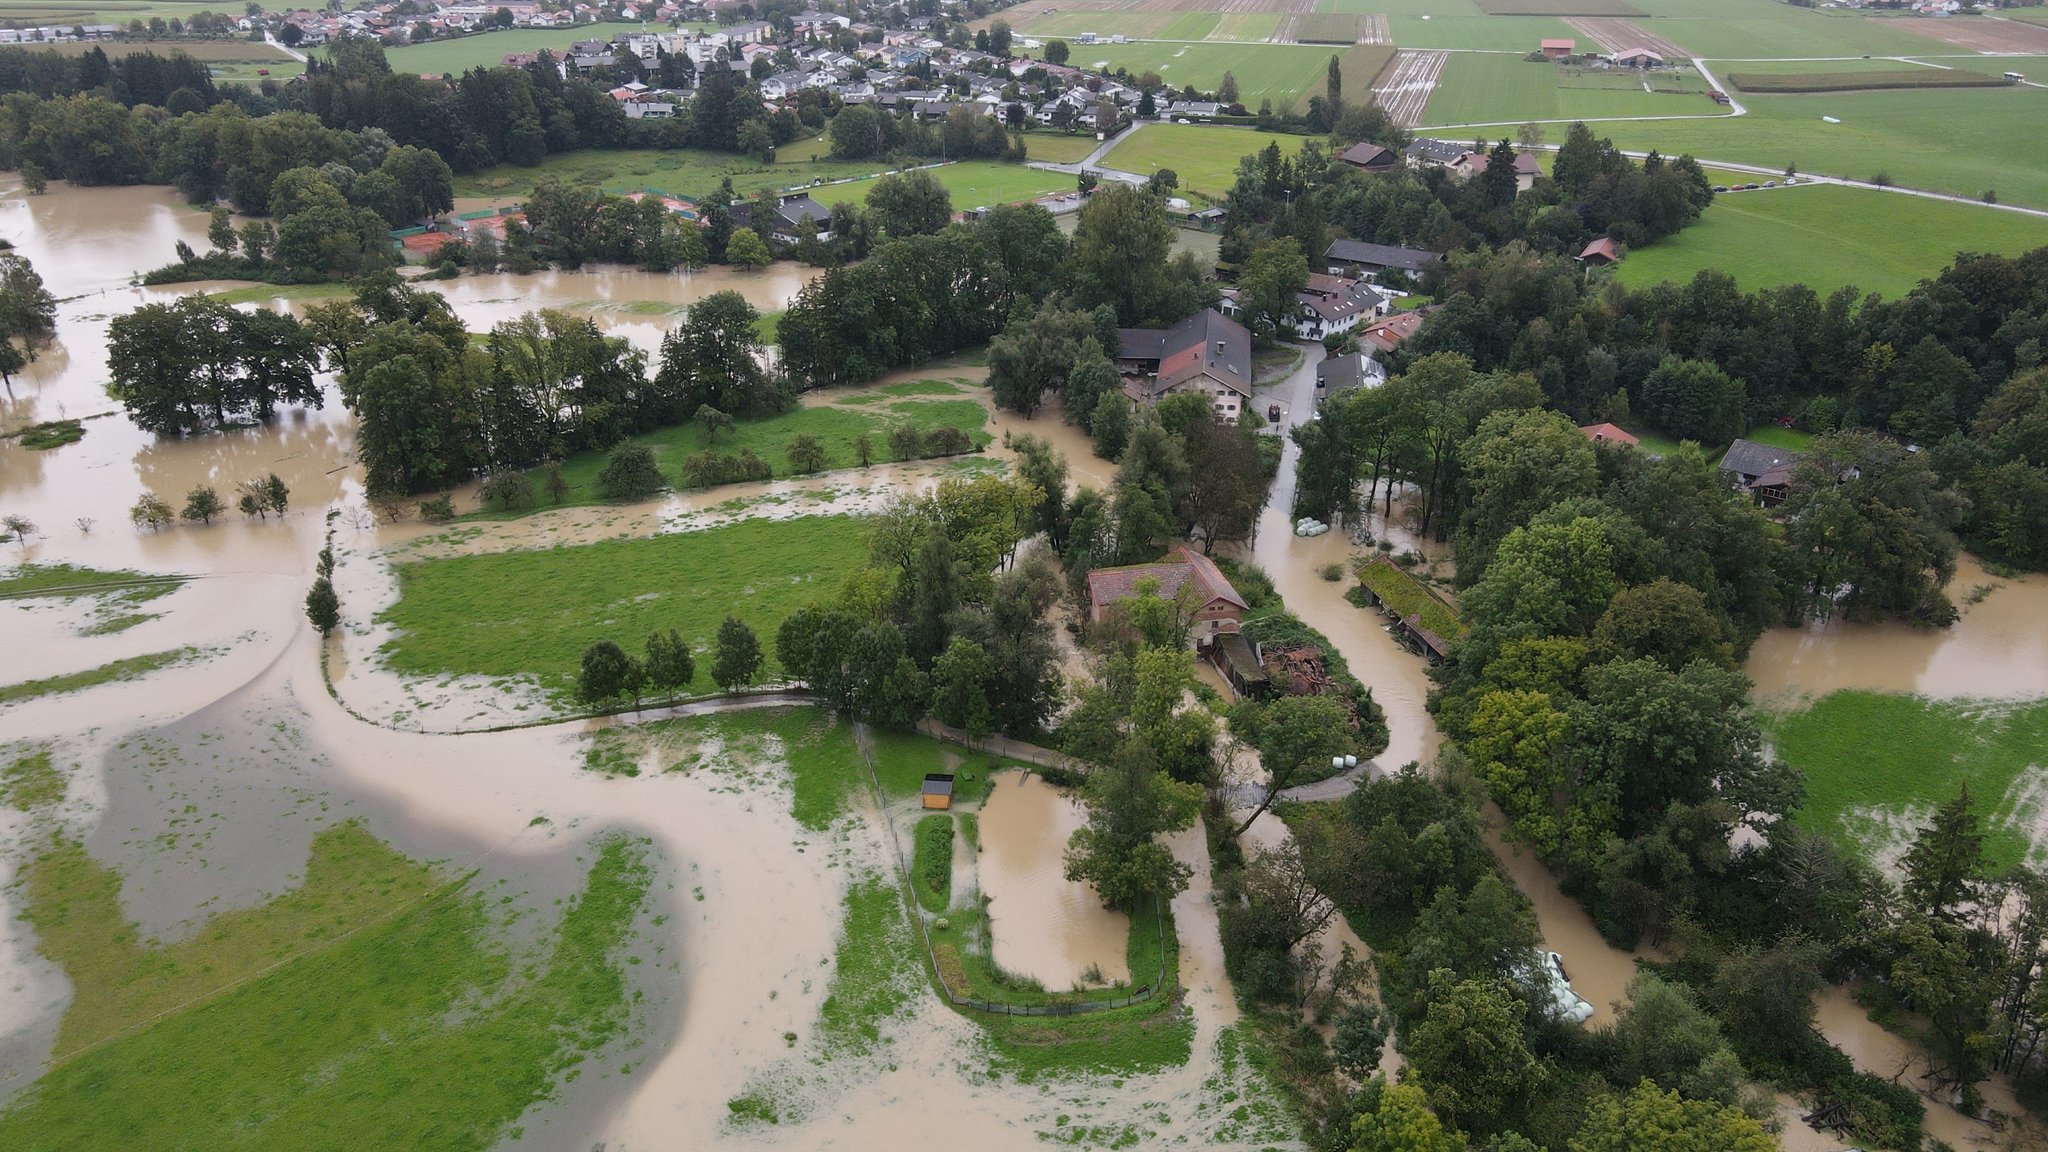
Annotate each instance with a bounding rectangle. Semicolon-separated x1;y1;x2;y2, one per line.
730;194;834;245
1316;350;1385;402
1454;149;1541;193
1403;137;1470;170
1719;438;1804;506
1324;238;1442;283
1578;422;1638;447
1114;308;1254;424
1338;141;1399;173
1577;236;1622;265
1355;309;1427;355
1292;273;1386;341
1086;546;1250;645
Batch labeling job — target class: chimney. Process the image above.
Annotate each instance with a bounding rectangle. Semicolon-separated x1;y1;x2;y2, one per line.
1215;340;1225;356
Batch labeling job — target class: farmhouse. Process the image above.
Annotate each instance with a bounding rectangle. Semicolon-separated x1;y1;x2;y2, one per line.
1115;308;1253;423
1719;438;1805;506
1356;309;1428;355
1086;546;1249;643
1324;239;1443;283
1454;149;1542;193
1577;236;1622;265
1405;138;1471;170
1316;350;1385;402
1293;274;1387;340
1338;141;1400;173
1579;422;1638;447
1609;48;1665;68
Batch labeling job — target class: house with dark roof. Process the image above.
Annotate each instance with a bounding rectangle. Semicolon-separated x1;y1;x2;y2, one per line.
729;194;833;245
1324;239;1442;284
1114;308;1253;424
1316;350;1385;402
1338;141;1399;173
1086;546;1249;644
1719;438;1804;506
1404;138;1470;170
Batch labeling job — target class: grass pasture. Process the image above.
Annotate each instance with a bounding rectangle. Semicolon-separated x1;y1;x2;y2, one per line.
1726;69;2011;94
1289;12;1370;44
382;24;643;76
1299;42;1398;116
1637;11;1947;58
380;515;870;698
1103;123;1312;201
1068;41;1335;110
1592;83;2048;209
1473;0;1641;13
1002;11;1220;41
0;822;653;1150
1770;691;2048;872
1420;52;1715;125
1212;12;1282;41
1615;184;2048;299
1389;13;1578;51
821;160;1071;211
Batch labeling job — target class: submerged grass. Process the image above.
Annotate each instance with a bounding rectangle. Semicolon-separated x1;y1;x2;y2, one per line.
0;822;654;1149
1;745;64;810
379;516;869;699
818;873;919;1059
0;563;179;599
0;646;203;706
1770;691;2048;870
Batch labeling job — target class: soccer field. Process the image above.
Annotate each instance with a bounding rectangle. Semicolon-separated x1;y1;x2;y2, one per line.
1614;183;2048;299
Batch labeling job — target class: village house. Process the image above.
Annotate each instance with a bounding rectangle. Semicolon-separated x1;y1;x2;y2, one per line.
1114;308;1253;424
1085;546;1249;645
1404;137;1471;170
1316;350;1385;403
1291;273;1387;341
1454;149;1542;193
1579;422;1639;447
730;193;833;245
1577;236;1623;265
1324;238;1443;284
1719;438;1804;506
1355;309;1428;355
1338;141;1400;174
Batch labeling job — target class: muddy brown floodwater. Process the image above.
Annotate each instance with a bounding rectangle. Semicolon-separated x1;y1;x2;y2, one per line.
1748;555;2048;704
975;771;1132;989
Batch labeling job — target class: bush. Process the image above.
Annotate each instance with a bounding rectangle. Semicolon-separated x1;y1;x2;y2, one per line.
595;441;664;501
418;495;456;521
913;814;954;913
479;468;534;511
679;448;775;488
922;426;973;457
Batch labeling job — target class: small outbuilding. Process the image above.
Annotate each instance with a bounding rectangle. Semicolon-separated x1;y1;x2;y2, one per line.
1577;236;1622;265
1579;421;1638;447
1540;37;1575;59
921;773;956;810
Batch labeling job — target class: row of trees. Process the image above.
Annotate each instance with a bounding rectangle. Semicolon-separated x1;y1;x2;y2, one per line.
576;617;762;705
128;474;288;530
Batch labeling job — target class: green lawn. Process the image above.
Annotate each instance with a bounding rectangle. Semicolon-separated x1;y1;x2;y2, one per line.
382;23;651;76
1740;424;1815;452
1420;53;1725;126
379;515;871;698
0;822;652;1150
1594;83;2048;209
1065;42;1337;110
1104;123;1318;202
1660;13;1961;58
820;160;1072;211
498;387;987;515
1004;11;1220;40
1770;691;2048;871
1021;132;1104;164
1614;184;2048;299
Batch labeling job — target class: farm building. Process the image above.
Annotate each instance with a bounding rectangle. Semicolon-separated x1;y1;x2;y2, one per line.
1577;236;1622;265
1579;422;1639;447
1207;633;1270;697
1338;142;1400;173
1115;308;1253;423
1355;556;1467;666
1540;38;1575;59
1609;48;1665;68
921;773;955;810
1324;239;1443;283
1086;546;1249;644
1720;438;1805;506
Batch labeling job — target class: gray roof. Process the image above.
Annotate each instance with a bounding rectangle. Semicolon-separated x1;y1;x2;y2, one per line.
1719;438;1804;482
1117;308;1253;400
1404;138;1470;165
1324;239;1442;273
1316;351;1380;396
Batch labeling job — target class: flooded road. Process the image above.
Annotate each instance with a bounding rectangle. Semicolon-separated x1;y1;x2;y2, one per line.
975;771;1131;989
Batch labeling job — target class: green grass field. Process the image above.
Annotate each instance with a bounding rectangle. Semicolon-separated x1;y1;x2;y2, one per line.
1726;69;2009;93
1770;691;2048;871
1614;184;2048;299
1297;42;1398;117
1388;13;1577;50
1420;53;1719;125
1020;132;1104;164
1103;123;1314;201
492;386;986;515
1065;41;1335;110
382;23;646;76
821;160;1071;211
1594;83;2048;209
1212;12;1283;41
1003;11;1221;40
0;821;652;1150
380;515;871;697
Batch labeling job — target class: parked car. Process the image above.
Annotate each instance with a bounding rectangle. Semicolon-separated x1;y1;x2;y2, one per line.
1267;402;1282;421
1765;180;1779;187
1712;185;1728;193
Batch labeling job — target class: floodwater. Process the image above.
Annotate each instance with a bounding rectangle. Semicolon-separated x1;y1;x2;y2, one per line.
1749;555;2048;704
974;771;1131;989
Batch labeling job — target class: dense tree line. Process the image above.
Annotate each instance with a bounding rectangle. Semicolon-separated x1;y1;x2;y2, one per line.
827;101;1023;163
0;46;215;109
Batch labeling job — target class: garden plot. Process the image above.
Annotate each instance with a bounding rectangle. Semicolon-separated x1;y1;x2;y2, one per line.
1893;13;2048;55
1565;15;1692;58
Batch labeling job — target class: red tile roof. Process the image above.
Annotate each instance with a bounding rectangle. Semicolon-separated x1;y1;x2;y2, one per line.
1579;422;1639;446
1085;546;1248;617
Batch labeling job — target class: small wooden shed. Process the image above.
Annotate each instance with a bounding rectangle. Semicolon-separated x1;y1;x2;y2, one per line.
921;773;956;810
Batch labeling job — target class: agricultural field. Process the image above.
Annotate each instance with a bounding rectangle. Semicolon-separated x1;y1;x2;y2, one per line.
379;514;872;697
1018;131;1103;164
1296;41;1398;115
0;0;228;25
1419;52;1718;125
1725;68;2010;93
1003;11;1221;41
1634;8;1944;58
820;160;1072;211
1472;0;1642;13
381;23;645;76
1613;183;2048;300
1594;82;2048;209
1102;122;1314;201
4;36;300;83
1064;41;1336;110
1388;13;1578;50
1211;12;1283;41
1771;692;2048;872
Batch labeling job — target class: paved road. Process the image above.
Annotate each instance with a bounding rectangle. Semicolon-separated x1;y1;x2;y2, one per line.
1026;122;1151;186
